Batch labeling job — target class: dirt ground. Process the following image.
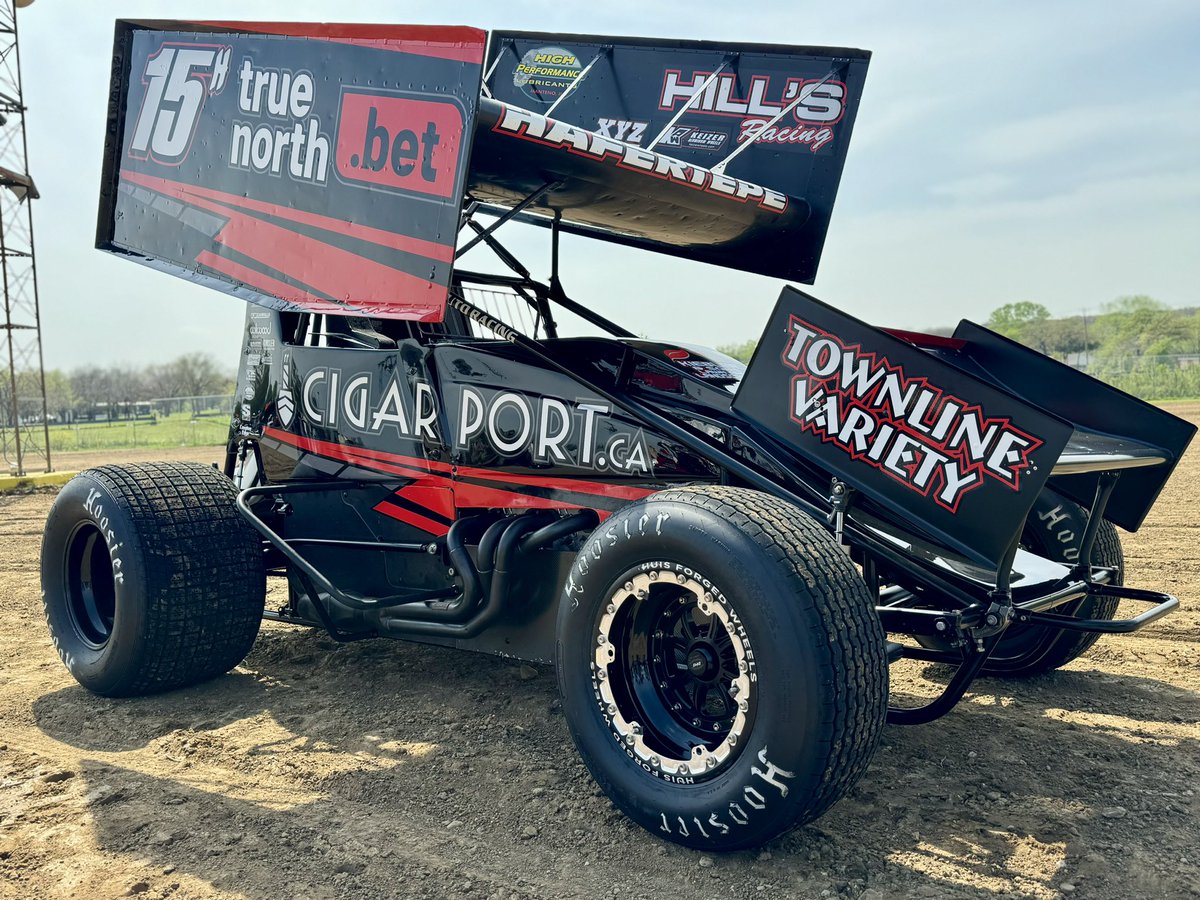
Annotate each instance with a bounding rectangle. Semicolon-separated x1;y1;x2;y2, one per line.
2;415;1198;900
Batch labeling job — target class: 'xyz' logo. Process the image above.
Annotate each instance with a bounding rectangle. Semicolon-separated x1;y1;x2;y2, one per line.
129;43;231;166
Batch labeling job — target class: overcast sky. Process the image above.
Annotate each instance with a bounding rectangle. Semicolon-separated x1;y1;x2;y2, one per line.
14;0;1200;370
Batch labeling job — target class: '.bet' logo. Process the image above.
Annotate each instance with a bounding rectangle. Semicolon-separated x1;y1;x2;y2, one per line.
128;43;231;166
335;92;463;198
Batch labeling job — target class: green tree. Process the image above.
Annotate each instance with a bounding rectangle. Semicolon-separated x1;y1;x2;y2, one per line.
1093;295;1189;360
985;301;1052;351
717;339;757;363
1039;316;1091;360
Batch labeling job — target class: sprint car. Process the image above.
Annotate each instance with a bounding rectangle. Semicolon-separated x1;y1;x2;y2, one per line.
41;21;1193;850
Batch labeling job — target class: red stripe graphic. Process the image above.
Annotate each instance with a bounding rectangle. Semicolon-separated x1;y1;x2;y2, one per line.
265;428;653;502
122;171;446;320
261;427;656;509
374;500;452;535
196;22;487;63
395;484;457;521
127;172;454;264
196;251;348;312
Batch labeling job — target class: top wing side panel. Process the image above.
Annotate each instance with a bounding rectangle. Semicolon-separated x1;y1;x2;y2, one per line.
97;20;486;321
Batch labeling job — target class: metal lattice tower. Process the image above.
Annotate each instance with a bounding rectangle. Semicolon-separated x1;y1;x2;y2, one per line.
0;0;50;475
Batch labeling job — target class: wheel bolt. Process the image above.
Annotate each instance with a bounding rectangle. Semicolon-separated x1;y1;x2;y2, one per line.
637;590;648;599
624;581;633;592
606;604;615;614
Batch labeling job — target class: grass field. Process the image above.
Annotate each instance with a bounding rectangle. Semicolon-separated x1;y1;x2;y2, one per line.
45;414;230;452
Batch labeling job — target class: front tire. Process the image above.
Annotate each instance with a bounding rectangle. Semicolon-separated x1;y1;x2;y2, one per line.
555;486;887;851
41;462;265;697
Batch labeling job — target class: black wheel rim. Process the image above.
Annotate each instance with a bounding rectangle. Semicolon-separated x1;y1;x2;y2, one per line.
594;567;754;781
63;522;117;648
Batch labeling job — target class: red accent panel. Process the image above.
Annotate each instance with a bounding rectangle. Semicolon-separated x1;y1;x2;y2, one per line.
450;480;585;512
197;251;347;312
261;427;657;505
373;500;450;535
396;484;456;521
122;171;446;320
131;173;454;263
455;464;656;502
882;329;968;351
194;22;487;63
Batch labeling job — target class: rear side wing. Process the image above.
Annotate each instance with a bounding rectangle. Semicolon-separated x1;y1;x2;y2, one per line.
734;288;1195;568
97;20;485;321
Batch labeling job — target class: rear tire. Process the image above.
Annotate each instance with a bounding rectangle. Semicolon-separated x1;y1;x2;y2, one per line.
555;486;887;850
982;490;1123;676
41;462;265;697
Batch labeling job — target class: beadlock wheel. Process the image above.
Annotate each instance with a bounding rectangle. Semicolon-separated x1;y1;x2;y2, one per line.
595;567;755;782
556;486;888;850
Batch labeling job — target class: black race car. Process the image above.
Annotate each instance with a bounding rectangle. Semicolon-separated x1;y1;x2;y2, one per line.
41;21;1193;850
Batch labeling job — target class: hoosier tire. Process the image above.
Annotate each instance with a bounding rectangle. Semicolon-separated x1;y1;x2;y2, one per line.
982;489;1124;676
555;486;888;851
41;462;265;697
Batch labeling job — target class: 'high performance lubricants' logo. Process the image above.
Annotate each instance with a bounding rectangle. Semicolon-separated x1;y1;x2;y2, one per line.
781;318;1042;512
513;46;582;104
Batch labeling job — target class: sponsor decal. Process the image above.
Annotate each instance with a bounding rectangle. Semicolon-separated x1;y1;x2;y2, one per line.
493;103;787;214
276;385;295;427
659;124;728;153
228;59;331;183
658;70;845;153
781;317;1043;512
296;368;653;475
129;43;232;166
676;359;738;381
334;92;463;197
513;46;582;103
595;118;648;145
